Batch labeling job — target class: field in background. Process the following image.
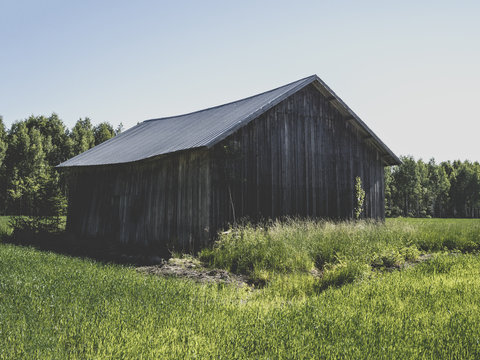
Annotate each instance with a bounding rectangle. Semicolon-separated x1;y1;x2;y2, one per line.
1;218;480;358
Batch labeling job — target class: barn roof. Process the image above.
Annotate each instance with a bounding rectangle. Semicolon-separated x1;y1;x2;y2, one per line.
58;75;400;167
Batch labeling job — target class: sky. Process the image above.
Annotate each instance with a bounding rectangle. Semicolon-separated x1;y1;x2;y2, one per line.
1;0;479;163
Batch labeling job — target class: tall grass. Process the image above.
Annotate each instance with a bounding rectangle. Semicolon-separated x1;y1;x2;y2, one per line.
200;218;480;285
2;243;480;358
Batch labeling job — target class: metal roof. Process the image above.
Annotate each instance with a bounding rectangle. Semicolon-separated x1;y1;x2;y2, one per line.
58;75;400;167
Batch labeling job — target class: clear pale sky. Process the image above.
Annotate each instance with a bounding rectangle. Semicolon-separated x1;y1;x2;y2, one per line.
1;0;479;162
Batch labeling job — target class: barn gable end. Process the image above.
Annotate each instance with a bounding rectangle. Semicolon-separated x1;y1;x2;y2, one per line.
209;83;386;234
59;75;400;251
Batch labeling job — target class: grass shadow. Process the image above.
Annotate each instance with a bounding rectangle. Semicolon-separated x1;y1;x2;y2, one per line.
2;230;171;266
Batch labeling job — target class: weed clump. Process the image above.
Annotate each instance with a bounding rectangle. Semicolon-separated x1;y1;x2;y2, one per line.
199;224;313;285
200;218;480;287
319;260;370;289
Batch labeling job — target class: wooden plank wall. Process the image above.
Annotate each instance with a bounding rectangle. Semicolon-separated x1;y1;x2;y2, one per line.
66;149;210;251
66;83;386;249
210;84;385;232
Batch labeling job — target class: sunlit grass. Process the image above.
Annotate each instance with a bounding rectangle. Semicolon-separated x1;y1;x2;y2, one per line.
1;218;480;358
200;218;480;285
2;244;480;358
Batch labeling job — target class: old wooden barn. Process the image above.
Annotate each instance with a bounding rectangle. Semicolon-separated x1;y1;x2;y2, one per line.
58;75;400;251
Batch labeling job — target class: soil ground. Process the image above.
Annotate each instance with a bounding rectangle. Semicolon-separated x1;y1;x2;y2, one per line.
136;257;250;287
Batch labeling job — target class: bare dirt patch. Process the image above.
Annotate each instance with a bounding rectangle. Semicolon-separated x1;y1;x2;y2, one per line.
137;254;436;287
401;253;433;268
136;257;250;287
370;253;434;272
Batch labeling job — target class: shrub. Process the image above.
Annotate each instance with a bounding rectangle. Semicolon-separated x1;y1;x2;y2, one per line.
354;176;366;219
9;215;65;235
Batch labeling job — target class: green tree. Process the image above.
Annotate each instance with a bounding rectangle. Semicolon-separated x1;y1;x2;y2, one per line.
93;122;115;146
416;159;430;217
0;117;8;212
384;167;394;217
4;118;68;219
5;125;47;214
449;161;471;217
0;117;7;165
387;157;478;219
24;113;72;166
391;156;422;216
2;115;120;225
432;164;450;217
471;163;480;217
70;118;95;156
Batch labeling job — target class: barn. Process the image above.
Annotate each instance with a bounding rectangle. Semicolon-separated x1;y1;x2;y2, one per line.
58;75;400;252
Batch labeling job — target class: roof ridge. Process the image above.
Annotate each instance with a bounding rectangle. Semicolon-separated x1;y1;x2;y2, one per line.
57;74;400;168
143;75;317;123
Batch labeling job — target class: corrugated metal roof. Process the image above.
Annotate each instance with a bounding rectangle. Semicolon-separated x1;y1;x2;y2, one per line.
58;75;400;167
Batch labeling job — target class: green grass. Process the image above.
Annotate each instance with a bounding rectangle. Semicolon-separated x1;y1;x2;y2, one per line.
0;216;11;237
1;218;480;358
200;218;480;284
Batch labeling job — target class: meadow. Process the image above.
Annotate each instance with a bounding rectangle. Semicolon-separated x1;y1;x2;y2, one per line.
1;218;480;359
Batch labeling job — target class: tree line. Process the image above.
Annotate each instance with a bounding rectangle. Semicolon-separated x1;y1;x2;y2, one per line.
0;114;478;219
0;114;121;219
386;156;480;218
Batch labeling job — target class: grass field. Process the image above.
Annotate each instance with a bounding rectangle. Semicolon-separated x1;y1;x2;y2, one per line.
200;217;480;285
1;218;480;359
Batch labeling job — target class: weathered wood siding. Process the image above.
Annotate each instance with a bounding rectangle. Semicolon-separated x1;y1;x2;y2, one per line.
66;84;387;250
210;84;385;231
66;149;210;251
